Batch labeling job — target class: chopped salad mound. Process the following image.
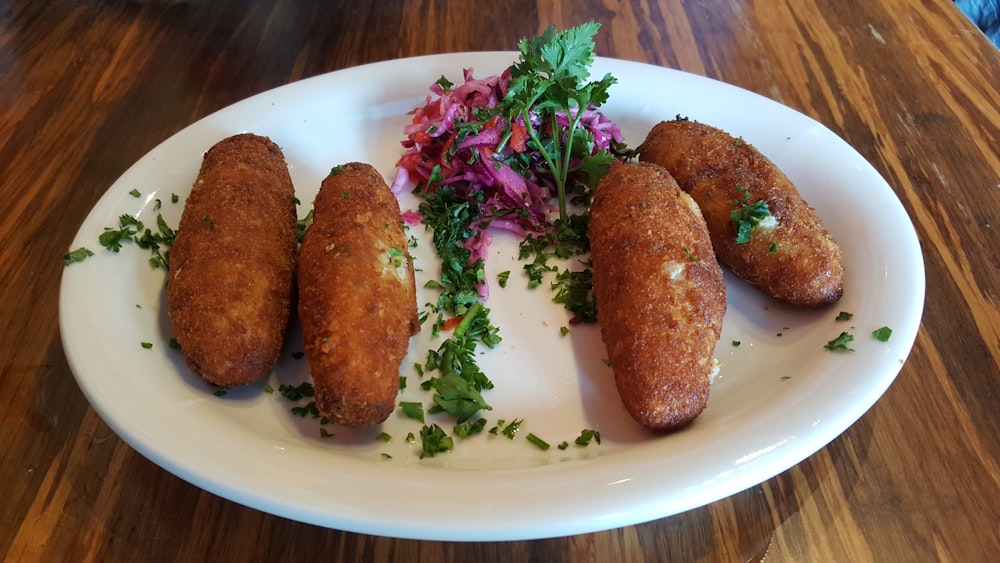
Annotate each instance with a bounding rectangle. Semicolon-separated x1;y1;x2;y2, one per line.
391;22;625;270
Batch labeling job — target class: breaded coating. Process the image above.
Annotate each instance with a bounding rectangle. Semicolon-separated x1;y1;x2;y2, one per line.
167;133;298;387
297;163;419;427
589;163;726;431
640;118;844;307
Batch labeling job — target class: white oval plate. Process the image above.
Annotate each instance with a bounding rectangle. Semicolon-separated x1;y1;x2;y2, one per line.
59;53;924;541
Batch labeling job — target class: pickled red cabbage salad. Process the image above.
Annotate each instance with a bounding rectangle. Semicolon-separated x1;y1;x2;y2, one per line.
391;23;627;312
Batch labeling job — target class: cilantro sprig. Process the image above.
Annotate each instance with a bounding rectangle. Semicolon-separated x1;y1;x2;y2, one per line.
505;22;618;221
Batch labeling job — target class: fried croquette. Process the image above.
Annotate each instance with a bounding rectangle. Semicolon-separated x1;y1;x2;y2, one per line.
167;133;298;387
589;162;727;431
297;163;419;427
640;118;844;307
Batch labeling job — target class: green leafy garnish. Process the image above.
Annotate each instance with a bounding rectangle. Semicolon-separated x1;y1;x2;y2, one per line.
98;213;175;269
824;332;856;351
517;213;596;321
62;247;93;265
872;326;893;342
419;424;454;458
506;22;617;221
526;433;550;451
454;418;488;438
500;418;524;439
278;382;315;401
836;311;854;321
731;199;772;244
399;401;425;423
574;428;601;446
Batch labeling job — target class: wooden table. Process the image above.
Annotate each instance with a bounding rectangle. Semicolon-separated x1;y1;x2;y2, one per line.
4;0;999;560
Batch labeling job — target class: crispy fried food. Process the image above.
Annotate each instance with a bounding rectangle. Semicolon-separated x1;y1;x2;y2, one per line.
167;133;298;387
297;163;419;427
589;162;726;431
640;118;844;307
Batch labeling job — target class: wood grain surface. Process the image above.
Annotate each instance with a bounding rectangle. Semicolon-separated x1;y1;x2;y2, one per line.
3;0;999;561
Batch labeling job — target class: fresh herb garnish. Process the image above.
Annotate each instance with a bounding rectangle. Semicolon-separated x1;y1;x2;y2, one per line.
836;311;854;321
98;213;175;269
419;423;454;458
399;401;425;423
824;332;856;351
526;433;550;451
454;418;488;438
872;326;893;342
500;418;524;439
574;428;601;446
506;22;617;221
62;247;93;265
731;199;772;244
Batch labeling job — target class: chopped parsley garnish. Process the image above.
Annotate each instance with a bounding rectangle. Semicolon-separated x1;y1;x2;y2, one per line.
836;311;854;321
574;428;601;446
872;326;893;342
732;340;741;347
278;382;315;401
526;433;550;450
140;342;153;349
517;214;596;321
98;213;175;269
417;184;492;322
454;418;488;438
731;199;772;244
399;401;425;423
419;423;454;458
497;270;511;288
62;247;93;265
376;432;392;443
129;189;141;197
824;332;856;351
499;418;524;439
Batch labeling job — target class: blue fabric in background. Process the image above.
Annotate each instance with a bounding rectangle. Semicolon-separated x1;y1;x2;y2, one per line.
956;0;1000;47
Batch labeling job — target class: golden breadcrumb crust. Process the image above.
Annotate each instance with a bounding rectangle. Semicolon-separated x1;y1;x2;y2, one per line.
590;162;726;431
167;133;298;387
640;118;844;307
297;163;419;427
